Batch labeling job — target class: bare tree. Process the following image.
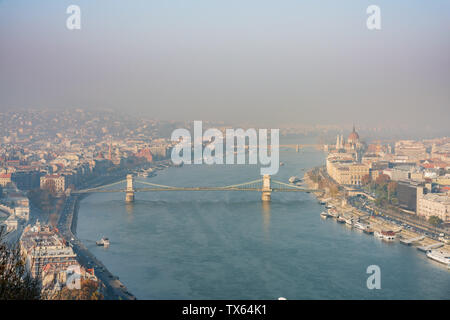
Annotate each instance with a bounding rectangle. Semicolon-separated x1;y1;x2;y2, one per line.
0;227;41;300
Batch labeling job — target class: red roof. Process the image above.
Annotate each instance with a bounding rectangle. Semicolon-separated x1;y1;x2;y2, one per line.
0;173;11;178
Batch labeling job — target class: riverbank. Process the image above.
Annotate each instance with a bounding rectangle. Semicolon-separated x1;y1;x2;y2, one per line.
304;167;450;269
62;160;176;299
57;170;141;299
59;194;136;300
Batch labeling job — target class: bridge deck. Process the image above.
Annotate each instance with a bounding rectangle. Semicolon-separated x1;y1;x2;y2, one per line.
72;176;321;195
400;235;425;245
73;187;318;193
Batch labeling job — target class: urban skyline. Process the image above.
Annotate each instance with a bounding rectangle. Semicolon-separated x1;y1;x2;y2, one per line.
0;0;449;307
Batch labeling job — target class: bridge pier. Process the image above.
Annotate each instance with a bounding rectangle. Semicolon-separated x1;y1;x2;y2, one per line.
261;191;271;202
125;174;135;203
296;144;299;152
125;191;135;203
261;174;272;202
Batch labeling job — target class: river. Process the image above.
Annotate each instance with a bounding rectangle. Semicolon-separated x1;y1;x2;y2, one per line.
77;144;449;299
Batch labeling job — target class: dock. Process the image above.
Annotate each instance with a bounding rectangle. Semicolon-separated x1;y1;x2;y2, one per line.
417;242;444;252
400;235;425;245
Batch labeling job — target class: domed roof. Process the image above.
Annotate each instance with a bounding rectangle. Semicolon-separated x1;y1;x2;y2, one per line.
348;125;359;142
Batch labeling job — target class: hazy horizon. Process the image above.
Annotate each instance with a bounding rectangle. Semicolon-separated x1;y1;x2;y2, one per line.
1;1;449;128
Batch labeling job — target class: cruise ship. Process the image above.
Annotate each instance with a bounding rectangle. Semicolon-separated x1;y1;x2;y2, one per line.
426;250;450;266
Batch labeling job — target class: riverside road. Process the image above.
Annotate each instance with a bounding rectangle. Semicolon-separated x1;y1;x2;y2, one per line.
57;195;136;300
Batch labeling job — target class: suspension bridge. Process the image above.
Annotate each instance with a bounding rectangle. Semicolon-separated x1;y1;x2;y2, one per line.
71;174;320;202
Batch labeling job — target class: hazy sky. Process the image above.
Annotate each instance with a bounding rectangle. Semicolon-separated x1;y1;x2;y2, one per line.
1;1;449;127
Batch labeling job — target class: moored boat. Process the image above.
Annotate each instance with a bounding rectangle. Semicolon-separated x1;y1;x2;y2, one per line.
345;217;354;226
426;250;450;266
337;216;346;224
320;211;330;218
289;176;301;184
374;231;383;238
328;209;339;218
354;222;366;231
381;230;396;241
375;230;395;241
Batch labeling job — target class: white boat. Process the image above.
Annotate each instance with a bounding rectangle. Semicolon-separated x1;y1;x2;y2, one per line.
426;250;450;266
328;209;339;218
337;216;346;224
96;237;110;247
289;176;301;184
381;231;396;241
320;211;329;218
375;230;395;241
354;222;367;231
374;231;383;239
345;217;354;226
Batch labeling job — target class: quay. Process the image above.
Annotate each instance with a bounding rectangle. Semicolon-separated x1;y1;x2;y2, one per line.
305;166;450;265
417;243;445;252
400;236;425;245
58;194;136;300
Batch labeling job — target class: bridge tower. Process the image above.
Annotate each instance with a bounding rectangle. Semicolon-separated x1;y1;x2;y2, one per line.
125;174;135;203
296;144;300;152
261;174;272;202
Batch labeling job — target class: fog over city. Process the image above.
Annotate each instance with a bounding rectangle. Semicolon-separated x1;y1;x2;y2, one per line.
1;1;450;305
1;1;449;130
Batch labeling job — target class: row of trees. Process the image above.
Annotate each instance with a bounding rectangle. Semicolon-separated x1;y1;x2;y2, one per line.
363;175;445;228
428;215;443;227
361;174;398;206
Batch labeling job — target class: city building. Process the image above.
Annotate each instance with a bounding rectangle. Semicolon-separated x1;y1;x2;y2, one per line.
397;181;422;212
40;174;66;193
395;140;428;161
20;221;78;278
0;173;11;187
416;191;450;223
326;155;370;186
